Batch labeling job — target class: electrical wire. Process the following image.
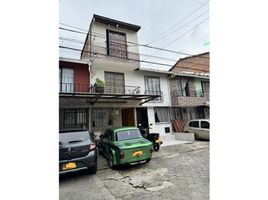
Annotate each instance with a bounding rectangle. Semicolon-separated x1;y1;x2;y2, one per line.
59;25;209;59
59;45;209;71
146;0;209;45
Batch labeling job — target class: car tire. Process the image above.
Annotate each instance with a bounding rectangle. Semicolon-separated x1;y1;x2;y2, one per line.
88;163;97;174
153;143;160;151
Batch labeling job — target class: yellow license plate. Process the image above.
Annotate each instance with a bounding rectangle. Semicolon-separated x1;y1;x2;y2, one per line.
62;162;76;170
132;151;143;157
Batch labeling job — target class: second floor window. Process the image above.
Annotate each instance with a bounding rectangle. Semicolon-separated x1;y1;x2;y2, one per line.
106;30;127;59
145;76;162;101
59;68;74;93
176;78;190;97
104;71;125;94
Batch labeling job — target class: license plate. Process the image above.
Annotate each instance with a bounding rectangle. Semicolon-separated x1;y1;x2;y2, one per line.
62;162;76;170
132;151;143;157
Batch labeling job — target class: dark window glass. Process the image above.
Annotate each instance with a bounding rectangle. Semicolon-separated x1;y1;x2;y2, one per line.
189;121;199;128
116;129;142;141
201;121;209;129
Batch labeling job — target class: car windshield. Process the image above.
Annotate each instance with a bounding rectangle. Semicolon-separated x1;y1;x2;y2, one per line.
116;129;142;141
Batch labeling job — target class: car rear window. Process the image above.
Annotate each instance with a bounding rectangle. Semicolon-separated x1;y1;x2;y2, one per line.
201;121;209;129
189;121;199;128
59;131;90;144
116;129;142;141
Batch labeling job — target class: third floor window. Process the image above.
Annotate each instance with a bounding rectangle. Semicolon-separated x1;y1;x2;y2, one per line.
106;30;127;59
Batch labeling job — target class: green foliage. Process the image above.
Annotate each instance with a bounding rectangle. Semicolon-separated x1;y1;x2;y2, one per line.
95;78;105;87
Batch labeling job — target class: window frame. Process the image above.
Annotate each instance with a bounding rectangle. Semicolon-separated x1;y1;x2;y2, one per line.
154;107;170;123
201;121;209;129
63;108;88;129
106;29;127;59
144;76;162;101
189;121;199;128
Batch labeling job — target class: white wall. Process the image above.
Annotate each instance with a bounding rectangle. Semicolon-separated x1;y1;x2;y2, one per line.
147;107;172;135
91;21;140;55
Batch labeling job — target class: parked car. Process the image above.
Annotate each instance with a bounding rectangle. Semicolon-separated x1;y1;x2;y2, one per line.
184;119;210;140
59;127;98;174
98;127;153;168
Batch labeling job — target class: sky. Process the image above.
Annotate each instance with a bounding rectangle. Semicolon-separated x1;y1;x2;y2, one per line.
59;0;209;70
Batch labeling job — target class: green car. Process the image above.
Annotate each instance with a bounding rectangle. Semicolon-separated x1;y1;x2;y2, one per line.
99;127;153;168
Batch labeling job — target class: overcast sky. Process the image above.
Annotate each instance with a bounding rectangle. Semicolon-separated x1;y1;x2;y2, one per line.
59;0;209;70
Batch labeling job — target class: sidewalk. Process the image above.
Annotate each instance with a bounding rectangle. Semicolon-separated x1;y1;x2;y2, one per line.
160;133;192;147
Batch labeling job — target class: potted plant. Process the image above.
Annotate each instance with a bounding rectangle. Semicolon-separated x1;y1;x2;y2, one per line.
94;78;105;93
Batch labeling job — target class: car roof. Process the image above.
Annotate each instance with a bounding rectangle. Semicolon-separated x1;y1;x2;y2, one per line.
109;127;139;132
188;119;210;122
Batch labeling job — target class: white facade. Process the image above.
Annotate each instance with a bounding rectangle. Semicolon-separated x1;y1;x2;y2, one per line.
85;16;173;135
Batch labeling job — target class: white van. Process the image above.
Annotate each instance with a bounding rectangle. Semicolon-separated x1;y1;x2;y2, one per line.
184;119;210;140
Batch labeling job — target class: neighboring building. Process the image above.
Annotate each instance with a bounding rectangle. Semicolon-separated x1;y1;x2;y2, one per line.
169;52;210;120
59;14;173;135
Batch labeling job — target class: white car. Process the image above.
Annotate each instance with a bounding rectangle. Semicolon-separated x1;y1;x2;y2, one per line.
184;119;210;140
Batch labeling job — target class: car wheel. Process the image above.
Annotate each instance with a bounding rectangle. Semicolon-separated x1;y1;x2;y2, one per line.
153;143;160;151
88;163;97;174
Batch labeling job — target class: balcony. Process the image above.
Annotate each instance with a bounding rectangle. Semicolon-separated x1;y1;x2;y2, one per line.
89;44;140;63
59;83;161;104
170;90;209;107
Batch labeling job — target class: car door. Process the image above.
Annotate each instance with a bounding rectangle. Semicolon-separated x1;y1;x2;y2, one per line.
188;120;201;138
200;120;210;140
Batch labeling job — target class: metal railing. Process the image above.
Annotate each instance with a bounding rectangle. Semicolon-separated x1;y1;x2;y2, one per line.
59;83;141;95
90;44;140;61
144;90;164;101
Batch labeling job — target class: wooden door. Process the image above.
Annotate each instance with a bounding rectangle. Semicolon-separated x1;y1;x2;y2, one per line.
122;108;135;126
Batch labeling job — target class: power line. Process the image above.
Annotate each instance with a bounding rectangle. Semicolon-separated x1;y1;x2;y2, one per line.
162;17;209;49
59;25;209;60
147;10;209;45
146;0;209;45
59;36;178;62
59;45;209;70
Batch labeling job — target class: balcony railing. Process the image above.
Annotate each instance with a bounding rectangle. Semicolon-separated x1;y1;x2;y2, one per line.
59;83;142;95
90;44;140;61
145;90;164;102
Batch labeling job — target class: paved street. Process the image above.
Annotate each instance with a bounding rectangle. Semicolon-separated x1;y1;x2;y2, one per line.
59;141;209;200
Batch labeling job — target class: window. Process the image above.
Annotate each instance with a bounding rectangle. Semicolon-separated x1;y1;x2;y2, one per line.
116;129;142;141
145;76;162;101
189;121;199;128
104;72;125;94
201;121;209;129
176;78;190;97
59;68;74;93
155;107;170;123
63;109;88;128
170;107;183;120
106;30;127;58
92;108;113;127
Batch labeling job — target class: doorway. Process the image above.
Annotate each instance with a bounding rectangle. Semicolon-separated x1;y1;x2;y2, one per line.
122;108;135;126
136;107;149;128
